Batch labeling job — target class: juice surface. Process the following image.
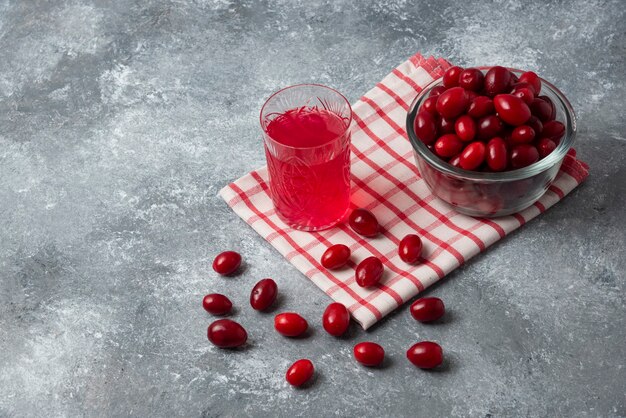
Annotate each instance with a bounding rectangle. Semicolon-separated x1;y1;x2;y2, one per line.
266;107;348;148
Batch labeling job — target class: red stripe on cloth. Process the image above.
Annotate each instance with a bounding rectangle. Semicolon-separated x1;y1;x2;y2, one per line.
549;184;565;199
408;52;427;68
392;68;424;93
230;180;384;320
376;82;410;110
352;114;418;174
360;96;407;138
535;201;546;212
560;155;589;183
227;181;264;206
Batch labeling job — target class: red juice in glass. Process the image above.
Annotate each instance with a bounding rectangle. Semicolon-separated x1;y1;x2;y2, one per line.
260;85;352;231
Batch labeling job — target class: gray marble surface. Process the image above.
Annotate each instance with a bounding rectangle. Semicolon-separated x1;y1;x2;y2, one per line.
1;1;625;417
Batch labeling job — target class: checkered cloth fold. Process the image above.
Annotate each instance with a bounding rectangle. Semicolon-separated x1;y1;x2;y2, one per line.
219;53;589;330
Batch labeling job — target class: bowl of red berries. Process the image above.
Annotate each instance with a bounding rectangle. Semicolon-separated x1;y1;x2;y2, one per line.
406;65;576;217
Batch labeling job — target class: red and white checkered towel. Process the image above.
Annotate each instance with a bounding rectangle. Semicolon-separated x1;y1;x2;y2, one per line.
219;53;589;330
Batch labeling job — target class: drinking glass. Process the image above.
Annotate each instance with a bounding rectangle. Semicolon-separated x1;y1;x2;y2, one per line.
260;84;352;231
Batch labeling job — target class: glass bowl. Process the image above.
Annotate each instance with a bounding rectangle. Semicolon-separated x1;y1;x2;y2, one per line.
406;68;577;217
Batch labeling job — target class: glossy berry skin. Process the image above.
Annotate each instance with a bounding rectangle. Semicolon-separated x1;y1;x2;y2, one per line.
434;134;464;158
459;141;486;170
529;98;554;122
486;137;508;172
467;96;494;119
537;137;557;158
353;342;385;367
519;71;541;95
203;294;233;315
443;66;463;88
355;257;384;288
538;96;556;120
454;115;476;142
465;90;479;103
542;120;565;142
437;116;456;134
207;319;247;348
512;87;534;105
349;208;379;237
322;303;350;336
494;94;531;126
526;116;544;136
286;359;314;387
274;313;308;337
321;244;351;270
410;297;445;322
458;68;484;92
511;81;536;95
476;115;504;140
250;278;278;311
212;251;241;275
429;85;446;97
422;96;438;114
511;125;536;144
436;87;469;119
414;111;438;145
484;66;512;96
398;234;423;264
448;154;461;167
510;144;539;169
406;341;443;369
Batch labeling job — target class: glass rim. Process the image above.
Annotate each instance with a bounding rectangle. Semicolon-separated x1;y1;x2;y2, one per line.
406;67;577;182
259;83;353;150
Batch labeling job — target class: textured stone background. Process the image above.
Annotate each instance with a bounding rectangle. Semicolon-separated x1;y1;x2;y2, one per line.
0;1;625;417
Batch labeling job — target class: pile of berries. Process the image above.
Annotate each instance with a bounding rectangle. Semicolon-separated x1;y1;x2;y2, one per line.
414;66;565;172
205;208;448;387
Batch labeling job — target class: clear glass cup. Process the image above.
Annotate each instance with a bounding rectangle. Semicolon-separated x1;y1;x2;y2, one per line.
260;84;353;231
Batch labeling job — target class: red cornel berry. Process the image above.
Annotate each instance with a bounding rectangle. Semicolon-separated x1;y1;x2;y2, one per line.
322;303;350;336
286;359;314;387
414;111;438;145
353;342;385;367
434;134;464;158
493;94;531;126
212;251;241;275
207;319;247;348
355;257;384;287
321;244;351;270
459;141;486;170
406;341;443;369
436;87;469;119
519;71;541;95
202;294;233;315
250;278;278;311
398;234;423;264
484;66;512;96
410;297;445;322
443;66;463;88
458;68;484;92
348;208;379;237
274;312;308;337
